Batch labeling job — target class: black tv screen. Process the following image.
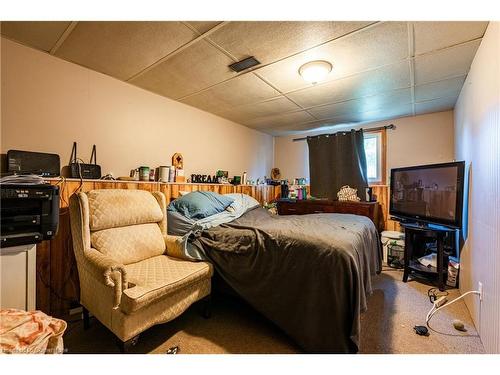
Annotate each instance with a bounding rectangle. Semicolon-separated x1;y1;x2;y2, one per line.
389;161;465;228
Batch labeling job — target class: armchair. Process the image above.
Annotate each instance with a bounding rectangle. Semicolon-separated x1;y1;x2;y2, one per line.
69;189;213;352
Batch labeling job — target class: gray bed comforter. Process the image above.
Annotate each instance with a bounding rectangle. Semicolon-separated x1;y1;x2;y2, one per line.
190;207;381;353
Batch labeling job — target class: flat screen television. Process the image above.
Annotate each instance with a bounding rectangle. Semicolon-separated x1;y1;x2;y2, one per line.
389;161;465;228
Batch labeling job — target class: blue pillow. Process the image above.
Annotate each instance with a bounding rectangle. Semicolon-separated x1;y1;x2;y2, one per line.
167;191;235;220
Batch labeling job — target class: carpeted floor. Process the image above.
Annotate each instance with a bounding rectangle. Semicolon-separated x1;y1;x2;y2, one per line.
358;269;484;354
63;270;485;354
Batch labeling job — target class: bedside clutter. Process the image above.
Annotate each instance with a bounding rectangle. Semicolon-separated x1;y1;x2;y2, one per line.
276;199;384;232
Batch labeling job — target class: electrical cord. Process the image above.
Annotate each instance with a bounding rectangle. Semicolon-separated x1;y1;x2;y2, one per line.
427;287;449;304
74;158;85;193
425;290;481;327
67;157;86;193
37;171;82;311
36;248;78;304
54;175;70;208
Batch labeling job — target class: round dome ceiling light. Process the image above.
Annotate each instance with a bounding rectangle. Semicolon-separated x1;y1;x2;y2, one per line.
298;60;332;84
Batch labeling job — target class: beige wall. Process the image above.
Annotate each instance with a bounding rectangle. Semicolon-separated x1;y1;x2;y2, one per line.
0;38;274;180
454;22;500;354
274;110;455;182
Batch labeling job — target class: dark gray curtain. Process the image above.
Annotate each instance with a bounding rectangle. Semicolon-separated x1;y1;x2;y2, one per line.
307;129;369;200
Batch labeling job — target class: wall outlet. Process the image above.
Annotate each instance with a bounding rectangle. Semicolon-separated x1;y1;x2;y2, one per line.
478;282;483;301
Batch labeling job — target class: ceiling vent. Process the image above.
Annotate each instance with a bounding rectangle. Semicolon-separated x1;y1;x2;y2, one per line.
229;56;261;72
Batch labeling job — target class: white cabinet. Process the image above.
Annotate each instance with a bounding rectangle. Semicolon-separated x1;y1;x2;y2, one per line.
0;244;36;310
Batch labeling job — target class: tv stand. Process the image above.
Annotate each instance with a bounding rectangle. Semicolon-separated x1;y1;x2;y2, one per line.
401;222;458;291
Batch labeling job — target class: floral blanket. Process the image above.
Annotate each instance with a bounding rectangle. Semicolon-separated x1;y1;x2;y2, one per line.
0;309;67;354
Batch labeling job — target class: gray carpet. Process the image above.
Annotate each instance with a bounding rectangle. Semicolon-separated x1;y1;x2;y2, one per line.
359;270;484;354
63;270;485;354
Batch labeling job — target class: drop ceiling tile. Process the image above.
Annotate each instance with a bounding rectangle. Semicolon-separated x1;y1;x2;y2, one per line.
271;102;413;133
267;129;298;136
208;21;372;66
0;21;71;52
415;76;465;102
287;60;410;108
218;96;302;123
317;106;410;127
354;103;413;123
415;96;457;115
245;110;315;129
180;73;281;113
413;21;488;55
131;40;236;100
276;117;358;132
185;21;223;34
55;21;197;80
257;22;408;93
308;88;412;120
414;39;481;85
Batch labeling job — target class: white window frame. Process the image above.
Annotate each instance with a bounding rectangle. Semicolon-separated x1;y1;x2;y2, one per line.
364;131;385;185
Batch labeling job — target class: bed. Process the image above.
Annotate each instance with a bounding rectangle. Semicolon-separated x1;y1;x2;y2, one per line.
169;194;382;353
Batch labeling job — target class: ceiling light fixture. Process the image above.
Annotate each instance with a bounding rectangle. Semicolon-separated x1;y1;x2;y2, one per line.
298;60;332;84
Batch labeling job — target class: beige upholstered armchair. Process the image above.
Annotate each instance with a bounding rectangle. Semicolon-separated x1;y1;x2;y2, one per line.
69;189;213;352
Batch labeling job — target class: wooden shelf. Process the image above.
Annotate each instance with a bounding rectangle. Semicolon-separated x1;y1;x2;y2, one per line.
44;177;262;187
408;259;447;274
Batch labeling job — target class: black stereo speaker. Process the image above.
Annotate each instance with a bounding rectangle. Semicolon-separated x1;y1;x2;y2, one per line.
7;150;60;177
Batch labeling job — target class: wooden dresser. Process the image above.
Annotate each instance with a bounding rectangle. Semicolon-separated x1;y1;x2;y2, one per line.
276;199;384;232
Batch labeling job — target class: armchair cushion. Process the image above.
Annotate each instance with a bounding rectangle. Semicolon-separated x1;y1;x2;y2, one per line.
91;223;166;265
121;255;213;314
88;190;163;231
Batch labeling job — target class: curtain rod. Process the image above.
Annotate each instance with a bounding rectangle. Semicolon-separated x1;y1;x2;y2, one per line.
292;124;396;142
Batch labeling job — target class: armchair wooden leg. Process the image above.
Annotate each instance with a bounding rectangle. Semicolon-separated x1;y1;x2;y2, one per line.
82;307;90;330
117;335;140;353
201;295;212;319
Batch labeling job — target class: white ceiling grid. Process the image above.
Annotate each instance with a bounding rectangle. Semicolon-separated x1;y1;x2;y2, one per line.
1;21;488;135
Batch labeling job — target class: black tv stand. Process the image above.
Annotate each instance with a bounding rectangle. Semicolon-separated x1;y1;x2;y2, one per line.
393;217;453;230
401;222;458;291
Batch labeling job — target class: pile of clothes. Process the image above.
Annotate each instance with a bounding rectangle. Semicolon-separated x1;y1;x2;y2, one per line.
0;309;67;354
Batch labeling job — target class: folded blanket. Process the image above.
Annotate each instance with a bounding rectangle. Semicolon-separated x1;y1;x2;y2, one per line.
0;309;67;354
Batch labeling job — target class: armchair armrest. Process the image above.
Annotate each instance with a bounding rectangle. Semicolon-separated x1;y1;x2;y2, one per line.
83;248;128;308
164;234;204;261
164;235;185;259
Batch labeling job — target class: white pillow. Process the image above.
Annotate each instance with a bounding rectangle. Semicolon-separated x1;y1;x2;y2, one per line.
224;193;260;213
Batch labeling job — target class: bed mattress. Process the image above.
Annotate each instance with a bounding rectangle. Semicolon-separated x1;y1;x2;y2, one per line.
190;207;381;353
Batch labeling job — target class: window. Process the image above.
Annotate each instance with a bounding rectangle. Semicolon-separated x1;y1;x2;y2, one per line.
363;130;386;185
